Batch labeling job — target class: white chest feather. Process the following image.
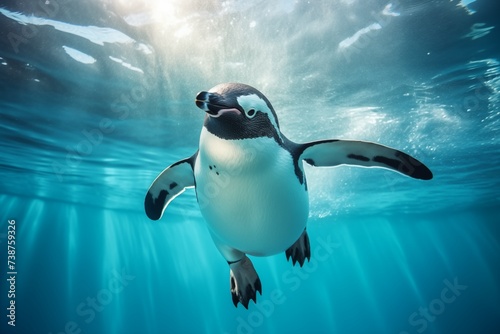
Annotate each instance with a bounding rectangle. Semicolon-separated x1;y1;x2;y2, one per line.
194;128;309;256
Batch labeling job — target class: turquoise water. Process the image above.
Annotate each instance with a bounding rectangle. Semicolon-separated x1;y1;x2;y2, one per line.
1;0;499;333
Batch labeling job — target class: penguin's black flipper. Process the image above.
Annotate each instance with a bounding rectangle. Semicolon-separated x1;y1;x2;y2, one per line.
298;139;433;180
144;152;198;220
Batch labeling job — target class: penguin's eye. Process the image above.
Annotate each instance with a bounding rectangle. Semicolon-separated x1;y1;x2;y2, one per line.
246;109;257;118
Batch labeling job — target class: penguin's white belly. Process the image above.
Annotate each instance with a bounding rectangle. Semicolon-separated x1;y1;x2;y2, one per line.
195;129;308;256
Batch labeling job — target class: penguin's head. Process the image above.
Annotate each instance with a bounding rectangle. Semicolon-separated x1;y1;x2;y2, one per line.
195;83;282;142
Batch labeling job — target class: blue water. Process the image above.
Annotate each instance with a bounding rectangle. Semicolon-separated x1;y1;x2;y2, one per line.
1;0;499;333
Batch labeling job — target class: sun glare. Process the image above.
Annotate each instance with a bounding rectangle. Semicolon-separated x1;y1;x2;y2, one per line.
114;0;185;26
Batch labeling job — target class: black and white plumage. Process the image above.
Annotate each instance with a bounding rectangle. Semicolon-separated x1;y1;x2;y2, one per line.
144;83;433;308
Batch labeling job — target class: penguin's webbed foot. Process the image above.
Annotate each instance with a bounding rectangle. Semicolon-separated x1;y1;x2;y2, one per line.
285;229;311;267
229;255;262;309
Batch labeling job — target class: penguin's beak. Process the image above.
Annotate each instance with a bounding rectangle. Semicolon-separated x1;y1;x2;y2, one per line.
195;91;241;117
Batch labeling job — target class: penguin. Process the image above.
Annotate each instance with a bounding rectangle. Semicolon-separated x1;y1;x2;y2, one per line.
144;83;433;309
